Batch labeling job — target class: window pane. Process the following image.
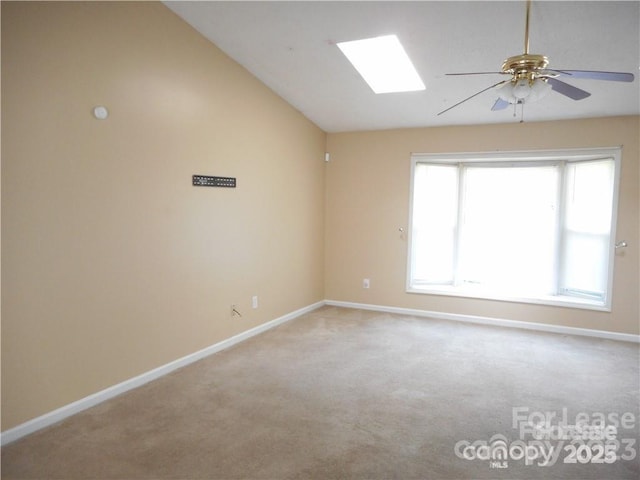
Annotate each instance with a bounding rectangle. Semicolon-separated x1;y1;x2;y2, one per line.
564;160;614;234
561;232;608;299
458;166;558;295
411;164;457;284
560;159;614;299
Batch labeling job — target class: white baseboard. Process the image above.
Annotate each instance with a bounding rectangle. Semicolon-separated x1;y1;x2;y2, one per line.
4;298;636;445
0;301;325;446
325;300;640;343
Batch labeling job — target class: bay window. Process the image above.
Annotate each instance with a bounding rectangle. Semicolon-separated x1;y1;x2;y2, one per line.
407;148;621;311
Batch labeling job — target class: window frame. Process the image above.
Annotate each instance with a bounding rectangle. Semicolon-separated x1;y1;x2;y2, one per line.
406;147;621;312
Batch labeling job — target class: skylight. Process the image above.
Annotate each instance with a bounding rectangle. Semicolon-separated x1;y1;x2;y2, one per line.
337;35;425;94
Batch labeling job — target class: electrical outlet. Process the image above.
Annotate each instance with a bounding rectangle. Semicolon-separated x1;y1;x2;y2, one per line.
363;278;370;289
252;296;258;309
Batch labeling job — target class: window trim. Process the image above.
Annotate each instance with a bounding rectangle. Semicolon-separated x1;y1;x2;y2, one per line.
406;147;621;312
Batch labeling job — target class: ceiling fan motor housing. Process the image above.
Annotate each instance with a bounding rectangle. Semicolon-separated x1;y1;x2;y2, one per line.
502;53;549;81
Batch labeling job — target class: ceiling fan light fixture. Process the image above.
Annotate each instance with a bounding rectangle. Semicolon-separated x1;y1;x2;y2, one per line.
513;78;532;99
497;77;551;104
528;77;552;101
498;81;517;103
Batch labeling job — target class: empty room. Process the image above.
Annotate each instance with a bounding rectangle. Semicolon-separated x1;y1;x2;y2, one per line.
1;1;639;479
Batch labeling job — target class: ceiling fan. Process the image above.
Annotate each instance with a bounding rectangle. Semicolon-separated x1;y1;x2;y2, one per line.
438;0;635;118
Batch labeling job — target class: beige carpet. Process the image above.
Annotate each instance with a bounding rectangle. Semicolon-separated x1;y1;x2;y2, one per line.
2;306;639;479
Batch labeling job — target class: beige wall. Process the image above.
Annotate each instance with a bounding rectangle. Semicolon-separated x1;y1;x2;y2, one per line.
1;2;326;430
326;116;639;335
3;1;639;435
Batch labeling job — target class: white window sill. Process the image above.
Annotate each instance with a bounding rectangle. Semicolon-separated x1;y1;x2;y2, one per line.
407;284;610;312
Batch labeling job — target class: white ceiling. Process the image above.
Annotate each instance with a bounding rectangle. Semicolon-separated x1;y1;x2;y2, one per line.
165;1;640;133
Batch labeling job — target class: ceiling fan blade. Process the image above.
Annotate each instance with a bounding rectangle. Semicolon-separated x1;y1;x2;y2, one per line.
491;98;510;111
438;80;508;116
445;72;506;76
550;69;634;82
547;77;591;101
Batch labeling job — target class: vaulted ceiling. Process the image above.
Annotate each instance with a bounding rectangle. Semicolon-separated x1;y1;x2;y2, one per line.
165;1;640;132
